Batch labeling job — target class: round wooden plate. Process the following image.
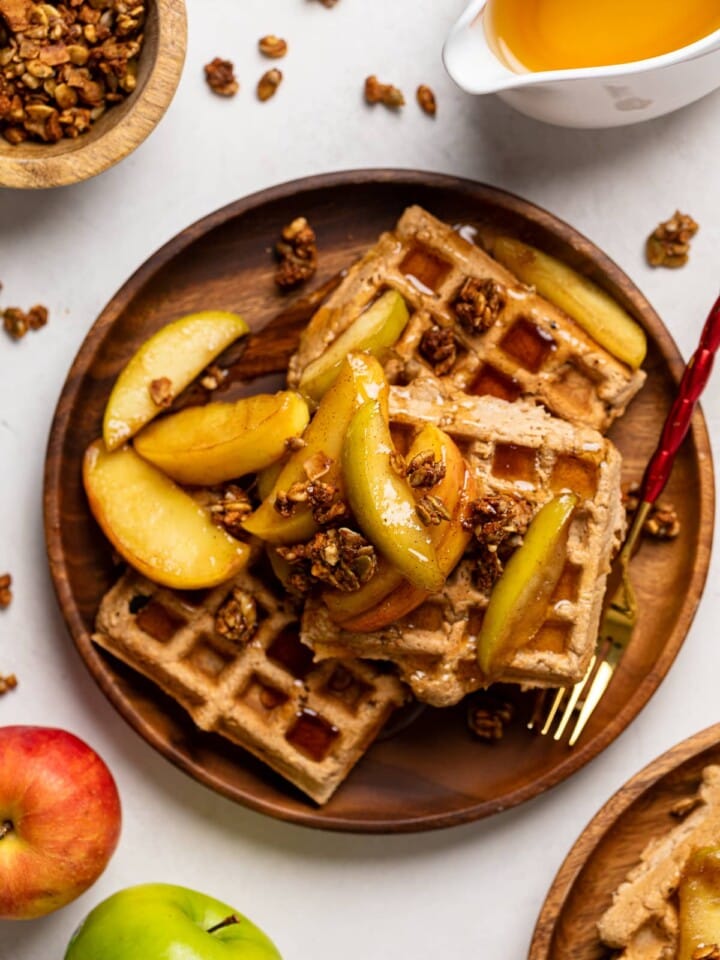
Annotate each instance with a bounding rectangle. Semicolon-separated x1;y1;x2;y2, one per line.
44;170;714;833
529;723;720;958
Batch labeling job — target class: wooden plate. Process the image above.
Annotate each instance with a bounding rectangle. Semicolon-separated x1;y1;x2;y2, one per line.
44;170;714;833
529;723;720;958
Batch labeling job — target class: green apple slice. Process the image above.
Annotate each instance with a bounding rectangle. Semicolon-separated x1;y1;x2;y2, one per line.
103;310;249;451
678;847;720;960
343;400;444;593
477;492;578;678
134;391;309;486
83;440;249;589
482;233;646;369
298;289;409;403
63;883;281;960
242;353;387;545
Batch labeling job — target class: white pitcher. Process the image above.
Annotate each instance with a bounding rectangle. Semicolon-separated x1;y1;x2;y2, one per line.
443;0;720;128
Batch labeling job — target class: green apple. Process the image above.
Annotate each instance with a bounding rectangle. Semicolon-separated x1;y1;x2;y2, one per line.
678;846;720;960
476;492;578;678
103;311;249;451
343;400;444;593
64;883;282;960
297;289;409;403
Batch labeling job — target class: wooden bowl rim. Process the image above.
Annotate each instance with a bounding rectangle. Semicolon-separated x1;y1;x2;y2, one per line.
43;169;716;832
528;722;720;959
0;0;187;189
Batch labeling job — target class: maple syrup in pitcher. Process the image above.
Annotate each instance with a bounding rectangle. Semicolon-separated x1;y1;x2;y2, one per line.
485;0;720;72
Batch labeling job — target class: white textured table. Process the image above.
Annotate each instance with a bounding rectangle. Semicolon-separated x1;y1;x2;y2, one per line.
2;2;719;958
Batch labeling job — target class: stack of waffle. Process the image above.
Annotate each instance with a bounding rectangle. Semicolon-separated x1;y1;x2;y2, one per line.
301;379;625;707
94;568;406;804
288;205;645;433
598;765;720;959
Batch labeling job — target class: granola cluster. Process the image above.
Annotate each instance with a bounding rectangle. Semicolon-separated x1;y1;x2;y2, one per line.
646;211;699;268
419;324;457;375
0;0;144;145
452;277;506;335
215;587;257;645
405;448;446;489
364;74;404;109
275;216;318;290
463;495;534;592
0;572;12;608
623;483;681;540
0;673;17;695
467;694;514;741
209;484;253;539
2;302;47;339
273;453;348;526
277;527;377;593
204;57;238;97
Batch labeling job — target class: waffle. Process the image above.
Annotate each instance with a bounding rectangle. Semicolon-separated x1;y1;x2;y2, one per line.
300;379;625;708
287;205;645;434
93;568;407;804
598;765;720;959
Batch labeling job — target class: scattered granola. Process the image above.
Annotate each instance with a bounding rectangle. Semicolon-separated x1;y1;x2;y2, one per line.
2;303;47;340
364;74;404;109
0;0;145;145
406;449;446;489
416;84;436;116
623;483;681;540
277;527;376;593
209;484;252;539
149;376;173;408
258;35;287;59
0;673;17;695
419;324;457;375
200;363;226;391
285;435;306;453
452;277;506;334
276;464;348;526
257;67;282;102
646;211;699;268
416;494;451;527
467;694;514;741
0;573;11;608
215;587;257;645
275;216;318;290
204;57;238;97
464;495;533;591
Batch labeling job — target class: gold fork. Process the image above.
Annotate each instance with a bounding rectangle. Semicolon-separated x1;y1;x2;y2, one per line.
529;293;720;746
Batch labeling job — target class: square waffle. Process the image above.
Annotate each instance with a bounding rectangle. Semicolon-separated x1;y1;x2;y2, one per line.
93;568;407;804
287;205;645;433
598;765;720;959
300;379;625;708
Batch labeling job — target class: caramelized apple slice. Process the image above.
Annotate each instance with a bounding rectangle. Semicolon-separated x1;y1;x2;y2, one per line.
678;847;720;960
298;290;409;404
83;440;249;589
103;311;249;451
340;463;476;632
481;233;646;369
325;422;470;624
134;392;309;486
476;492;577;678
242;354;387;545
343;400;444;593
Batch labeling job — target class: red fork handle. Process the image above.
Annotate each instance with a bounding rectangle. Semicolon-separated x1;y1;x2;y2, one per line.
641;294;720;505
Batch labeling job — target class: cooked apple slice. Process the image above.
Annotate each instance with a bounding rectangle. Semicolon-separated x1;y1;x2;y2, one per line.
103;311;249;451
343;400;444;593
476;492;577;678
242;353;387;545
481;232;646;369
298;290;409;404
83;440;249;589
678;846;720;960
133;392;309;486
324;422;469;624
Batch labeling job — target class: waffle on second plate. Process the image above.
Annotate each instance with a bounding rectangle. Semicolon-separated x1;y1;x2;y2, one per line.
93;568;407;804
300;380;625;708
287;205;645;434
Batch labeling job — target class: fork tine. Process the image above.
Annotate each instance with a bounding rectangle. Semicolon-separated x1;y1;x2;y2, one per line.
539;686;569;736
552;654;598;740
568;659;616;746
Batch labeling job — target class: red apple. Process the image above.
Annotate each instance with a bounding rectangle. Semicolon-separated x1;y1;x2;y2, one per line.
0;725;121;920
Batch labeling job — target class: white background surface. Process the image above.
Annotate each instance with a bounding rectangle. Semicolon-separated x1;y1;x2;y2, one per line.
2;1;720;957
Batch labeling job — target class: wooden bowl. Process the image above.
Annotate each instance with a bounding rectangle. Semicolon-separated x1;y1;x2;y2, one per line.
44;170;714;832
529;723;720;959
0;0;186;189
